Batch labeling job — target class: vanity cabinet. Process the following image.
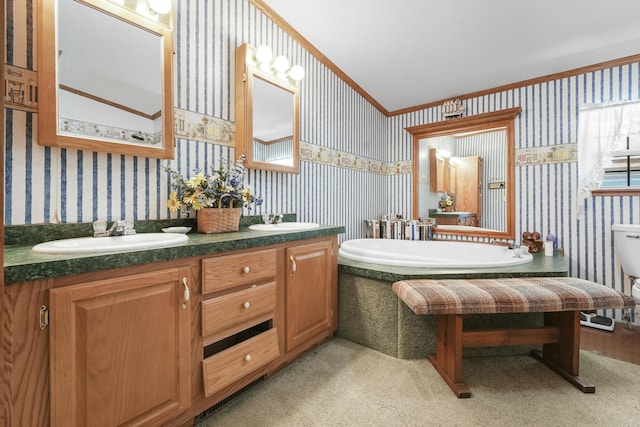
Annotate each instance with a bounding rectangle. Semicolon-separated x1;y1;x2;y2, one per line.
2;233;340;426
48;267;193;427
433;212;477;227
200;249;280;397
285;239;336;351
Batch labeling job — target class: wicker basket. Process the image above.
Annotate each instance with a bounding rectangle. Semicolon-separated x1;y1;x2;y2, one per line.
197;195;242;233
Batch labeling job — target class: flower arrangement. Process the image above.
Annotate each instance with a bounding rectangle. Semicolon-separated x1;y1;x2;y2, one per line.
165;154;262;213
439;193;455;209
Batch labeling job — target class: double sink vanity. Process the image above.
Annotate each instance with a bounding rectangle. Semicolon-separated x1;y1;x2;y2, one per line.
3;219;344;426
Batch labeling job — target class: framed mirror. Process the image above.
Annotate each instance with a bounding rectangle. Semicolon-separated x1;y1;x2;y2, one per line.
406;107;521;240
235;43;300;174
37;0;175;159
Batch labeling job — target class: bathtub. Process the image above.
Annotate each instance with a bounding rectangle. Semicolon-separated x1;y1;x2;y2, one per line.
338;239;533;268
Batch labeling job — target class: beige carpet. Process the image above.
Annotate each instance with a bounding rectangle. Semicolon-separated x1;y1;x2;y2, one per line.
196;338;640;427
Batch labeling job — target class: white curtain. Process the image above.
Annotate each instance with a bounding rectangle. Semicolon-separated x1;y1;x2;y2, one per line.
576;100;640;219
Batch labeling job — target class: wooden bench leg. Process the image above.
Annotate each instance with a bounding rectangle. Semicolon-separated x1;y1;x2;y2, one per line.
530;311;595;393
428;314;471;398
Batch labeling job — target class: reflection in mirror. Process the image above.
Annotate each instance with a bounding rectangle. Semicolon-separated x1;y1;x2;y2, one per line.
425;129;506;230
235;43;300;174
38;0;175;159
252;76;295;167
407;108;521;240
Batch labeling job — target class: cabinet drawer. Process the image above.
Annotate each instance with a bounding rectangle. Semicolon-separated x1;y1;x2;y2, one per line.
202;328;279;397
202;249;277;293
202;282;276;340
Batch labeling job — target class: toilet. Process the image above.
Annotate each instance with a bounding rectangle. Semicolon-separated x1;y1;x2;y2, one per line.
578;223;640;331
612;224;640;303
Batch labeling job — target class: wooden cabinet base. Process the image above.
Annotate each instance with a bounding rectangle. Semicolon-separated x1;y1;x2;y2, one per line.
2;235;339;426
49;267;192;426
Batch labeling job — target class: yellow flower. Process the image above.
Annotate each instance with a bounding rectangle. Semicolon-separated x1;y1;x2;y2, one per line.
183;190;204;210
167;192;182;212
186;173;207;189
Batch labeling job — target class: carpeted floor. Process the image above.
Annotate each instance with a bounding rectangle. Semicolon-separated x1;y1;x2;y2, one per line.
196;338;640;427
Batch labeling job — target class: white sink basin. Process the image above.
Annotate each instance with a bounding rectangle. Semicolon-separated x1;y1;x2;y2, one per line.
248;222;320;232
32;233;188;254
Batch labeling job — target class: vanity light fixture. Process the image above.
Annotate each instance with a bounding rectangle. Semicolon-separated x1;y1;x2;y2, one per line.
289;65;305;81
255;45;273;64
272;56;290;80
272;56;290;72
251;45;304;84
148;0;171;14
436;149;451;160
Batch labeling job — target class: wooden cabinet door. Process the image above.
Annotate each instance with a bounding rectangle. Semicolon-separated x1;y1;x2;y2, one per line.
285;240;333;351
49;267;192;427
455;156;483;225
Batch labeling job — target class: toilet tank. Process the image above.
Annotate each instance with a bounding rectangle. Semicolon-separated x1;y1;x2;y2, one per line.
612;224;640;278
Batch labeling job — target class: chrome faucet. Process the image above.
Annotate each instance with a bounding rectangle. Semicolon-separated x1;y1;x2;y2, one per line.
262;213;283;225
93;219;136;237
108;220;127;236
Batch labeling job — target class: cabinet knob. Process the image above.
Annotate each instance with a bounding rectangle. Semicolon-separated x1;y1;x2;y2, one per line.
243;266;251;274
243;301;251;309
245;354;252;362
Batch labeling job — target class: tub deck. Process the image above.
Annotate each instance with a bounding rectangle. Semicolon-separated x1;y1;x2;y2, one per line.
337;252;569;360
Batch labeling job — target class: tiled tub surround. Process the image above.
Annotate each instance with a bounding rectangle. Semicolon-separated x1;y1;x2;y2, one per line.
337;251;569;359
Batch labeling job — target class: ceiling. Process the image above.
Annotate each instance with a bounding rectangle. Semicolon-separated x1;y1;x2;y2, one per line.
262;0;640;114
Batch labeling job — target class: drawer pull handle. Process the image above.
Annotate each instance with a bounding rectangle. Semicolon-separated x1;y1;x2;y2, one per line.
182;277;190;309
243;301;251;309
290;255;297;277
245;354;252;362
243;266;251;274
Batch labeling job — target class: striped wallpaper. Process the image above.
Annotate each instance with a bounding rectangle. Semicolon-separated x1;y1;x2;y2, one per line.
254;138;293;163
457;131;506;231
4;0;640;321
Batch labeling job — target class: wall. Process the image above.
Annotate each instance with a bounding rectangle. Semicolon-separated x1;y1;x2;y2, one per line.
4;1;639;320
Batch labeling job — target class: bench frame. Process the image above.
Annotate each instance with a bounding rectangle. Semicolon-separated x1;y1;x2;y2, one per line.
430;310;595;398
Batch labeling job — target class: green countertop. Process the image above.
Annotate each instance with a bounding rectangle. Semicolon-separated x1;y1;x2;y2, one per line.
4;225;345;284
338;250;569;282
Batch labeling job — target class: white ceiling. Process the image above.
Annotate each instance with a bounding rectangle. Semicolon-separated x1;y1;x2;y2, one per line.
263;0;640;113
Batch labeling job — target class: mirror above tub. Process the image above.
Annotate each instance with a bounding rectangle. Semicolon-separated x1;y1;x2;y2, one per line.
235;43;301;174
406;107;521;240
37;0;175;159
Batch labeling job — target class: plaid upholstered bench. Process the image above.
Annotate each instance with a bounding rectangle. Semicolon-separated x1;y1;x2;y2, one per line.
392;277;636;398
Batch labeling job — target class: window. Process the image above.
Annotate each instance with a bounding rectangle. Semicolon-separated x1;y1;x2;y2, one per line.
599;135;640;188
576;101;640;216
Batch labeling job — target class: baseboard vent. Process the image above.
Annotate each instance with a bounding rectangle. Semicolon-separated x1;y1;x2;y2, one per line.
195;376;266;421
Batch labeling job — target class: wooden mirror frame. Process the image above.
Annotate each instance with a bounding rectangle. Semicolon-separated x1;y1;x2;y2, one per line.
235;43;300;174
37;0;175;159
406;107;521;240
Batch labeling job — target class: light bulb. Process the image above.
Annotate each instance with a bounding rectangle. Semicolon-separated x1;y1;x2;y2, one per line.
255;45;273;64
289;65;305;81
148;0;171;14
272;56;290;72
